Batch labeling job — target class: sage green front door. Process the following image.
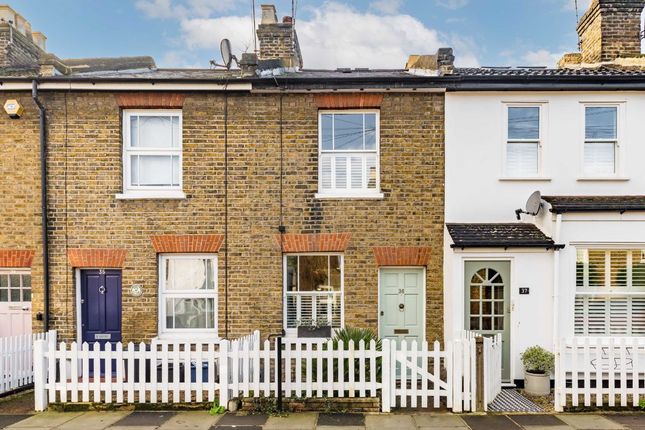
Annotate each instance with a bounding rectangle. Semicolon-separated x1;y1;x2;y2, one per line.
464;261;511;382
379;268;424;345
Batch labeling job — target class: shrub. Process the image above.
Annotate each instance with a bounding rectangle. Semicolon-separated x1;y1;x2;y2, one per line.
520;345;555;375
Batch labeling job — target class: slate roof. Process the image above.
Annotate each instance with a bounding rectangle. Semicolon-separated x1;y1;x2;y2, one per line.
446;223;563;249
453;66;645;77
543;196;645;214
63;56;156;73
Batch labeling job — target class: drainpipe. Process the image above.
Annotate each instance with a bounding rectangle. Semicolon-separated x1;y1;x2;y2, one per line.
552;213;562;411
32;80;50;332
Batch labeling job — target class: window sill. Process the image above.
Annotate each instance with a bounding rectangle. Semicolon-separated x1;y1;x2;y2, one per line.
116;190;187;200
315;192;384;200
154;333;220;342
499;177;552;182
576;177;630;182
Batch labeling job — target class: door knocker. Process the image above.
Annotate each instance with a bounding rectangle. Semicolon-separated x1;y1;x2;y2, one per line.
98;285;106;294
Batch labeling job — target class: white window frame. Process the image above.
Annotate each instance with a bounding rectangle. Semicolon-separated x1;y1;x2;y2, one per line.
0;269;31;303
158;253;218;339
579;102;624;179
574;246;645;336
502;103;546;179
118;109;185;200
282;253;345;337
316;110;383;199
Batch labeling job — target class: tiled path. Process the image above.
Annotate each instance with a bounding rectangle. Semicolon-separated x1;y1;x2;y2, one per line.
0;411;642;430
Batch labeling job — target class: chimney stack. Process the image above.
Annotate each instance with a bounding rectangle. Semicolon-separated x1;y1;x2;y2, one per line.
577;0;645;63
0;5;47;70
256;4;303;69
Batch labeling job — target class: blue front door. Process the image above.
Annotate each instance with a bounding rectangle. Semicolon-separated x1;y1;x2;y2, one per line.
80;269;122;346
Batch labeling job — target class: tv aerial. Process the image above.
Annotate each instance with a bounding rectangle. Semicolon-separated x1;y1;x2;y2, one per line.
210;39;238;70
515;191;542;220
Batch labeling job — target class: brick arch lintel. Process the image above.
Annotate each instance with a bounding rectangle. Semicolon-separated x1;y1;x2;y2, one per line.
373;246;431;267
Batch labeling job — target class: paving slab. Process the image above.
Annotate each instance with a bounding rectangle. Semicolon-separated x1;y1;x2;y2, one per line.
604;414;645;430
57;411;131;430
317;427;364;430
0;416;30;429
264;412;317;430
108;427;159;430
412;414;467;428
110;411;176;428
213;414;267;427
317;414;365;427
364;415;416;430
6;412;84;429
462;415;521;430
558;415;626;430
509;415;568;427
158;411;221;430
211;427;262;430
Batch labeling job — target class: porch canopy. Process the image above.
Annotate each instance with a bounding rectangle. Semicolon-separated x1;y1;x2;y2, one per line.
446;223;563;249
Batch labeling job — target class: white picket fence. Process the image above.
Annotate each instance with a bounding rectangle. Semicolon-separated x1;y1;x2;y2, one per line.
482;333;503;411
0;331;54;395
34;331;492;413
555;337;645;411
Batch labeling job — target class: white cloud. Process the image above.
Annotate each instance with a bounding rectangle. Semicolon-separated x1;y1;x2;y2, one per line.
167;2;479;69
435;0;469;10
520;49;563;67
135;0;234;20
370;0;404;15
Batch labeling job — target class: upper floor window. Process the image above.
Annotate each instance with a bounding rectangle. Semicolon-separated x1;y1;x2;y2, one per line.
120;110;183;199
583;106;618;176
159;254;217;338
317;111;382;198
505;106;541;177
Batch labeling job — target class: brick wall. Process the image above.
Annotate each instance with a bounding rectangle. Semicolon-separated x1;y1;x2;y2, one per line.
6;90;444;344
0;91;43;329
577;0;645;62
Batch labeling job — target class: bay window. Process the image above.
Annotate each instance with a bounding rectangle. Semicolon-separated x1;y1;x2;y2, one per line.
318;111;381;198
284;254;343;332
583;106;618;176
575;248;645;336
505;105;542;177
159;254;217;337
121;110;183;199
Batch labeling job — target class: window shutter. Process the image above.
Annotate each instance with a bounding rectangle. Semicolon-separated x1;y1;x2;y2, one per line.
632;297;645;335
335;156;347;189
584;142;615;175
366;155;377;189
506;143;538;176
350;156;363;189
321;156;332;190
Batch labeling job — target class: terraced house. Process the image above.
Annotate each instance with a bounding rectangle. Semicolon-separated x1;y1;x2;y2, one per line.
0;4;449;346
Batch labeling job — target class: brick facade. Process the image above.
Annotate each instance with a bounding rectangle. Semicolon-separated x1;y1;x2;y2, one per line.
67;249;127;268
0;250;35;268
276;233;352;252
1;90;445;344
150;234;224;253
372;247;431;267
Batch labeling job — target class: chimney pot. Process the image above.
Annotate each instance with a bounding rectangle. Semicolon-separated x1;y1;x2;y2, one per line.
260;4;278;24
282;16;293;24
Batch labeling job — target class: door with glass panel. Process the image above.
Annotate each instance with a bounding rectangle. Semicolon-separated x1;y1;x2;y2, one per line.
464;261;511;381
0;270;32;337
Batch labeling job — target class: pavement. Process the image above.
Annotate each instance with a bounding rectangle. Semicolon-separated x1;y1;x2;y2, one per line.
0;411;642;430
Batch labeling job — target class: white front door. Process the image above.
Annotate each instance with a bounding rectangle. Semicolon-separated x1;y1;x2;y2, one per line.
0;270;32;337
379;268;424;345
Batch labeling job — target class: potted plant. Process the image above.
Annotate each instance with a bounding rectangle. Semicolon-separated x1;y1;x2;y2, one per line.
297;318;332;338
520;345;555;396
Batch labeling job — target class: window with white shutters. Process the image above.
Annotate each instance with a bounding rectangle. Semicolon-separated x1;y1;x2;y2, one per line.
284;254;343;332
575;248;645;336
583;106;618;176
505;105;542;177
318;111;380;198
121;110;183;199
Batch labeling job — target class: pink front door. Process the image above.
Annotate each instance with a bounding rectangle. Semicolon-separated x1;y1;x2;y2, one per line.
0;270;32;337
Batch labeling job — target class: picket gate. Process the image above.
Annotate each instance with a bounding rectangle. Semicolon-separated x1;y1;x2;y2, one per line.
482;333;503;411
0;331;54;395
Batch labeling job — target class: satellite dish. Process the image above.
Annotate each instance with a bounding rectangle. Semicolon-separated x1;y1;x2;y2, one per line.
209;38;238;70
220;39;233;69
515;190;542;220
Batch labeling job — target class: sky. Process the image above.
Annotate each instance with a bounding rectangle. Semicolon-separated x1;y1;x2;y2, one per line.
13;0;595;70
